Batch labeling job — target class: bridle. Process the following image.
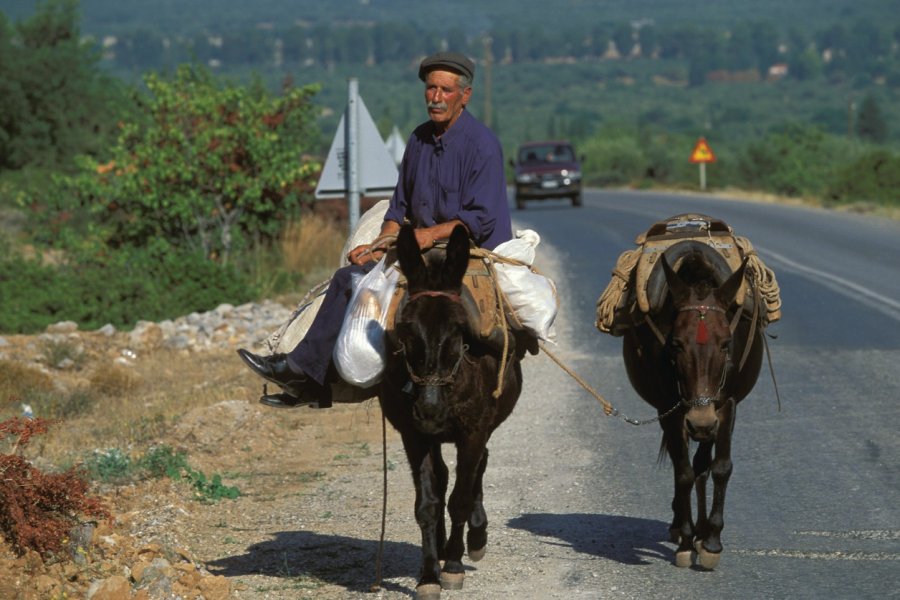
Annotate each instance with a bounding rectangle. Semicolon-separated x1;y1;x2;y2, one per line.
402;338;469;387
673;304;730;409
398;289;469;387
406;290;462;303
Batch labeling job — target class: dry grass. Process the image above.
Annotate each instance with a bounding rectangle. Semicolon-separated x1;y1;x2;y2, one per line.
87;364;141;397
0;360;55;403
4;347;260;464
280;213;346;286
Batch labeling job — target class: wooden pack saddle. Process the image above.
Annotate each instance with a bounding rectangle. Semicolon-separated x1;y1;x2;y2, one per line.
596;213;782;336
384;248;511;350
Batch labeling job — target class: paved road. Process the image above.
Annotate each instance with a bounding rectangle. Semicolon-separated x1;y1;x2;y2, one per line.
245;189;899;600
496;189;900;599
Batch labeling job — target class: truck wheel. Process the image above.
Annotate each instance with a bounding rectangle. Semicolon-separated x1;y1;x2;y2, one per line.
571;193;582;207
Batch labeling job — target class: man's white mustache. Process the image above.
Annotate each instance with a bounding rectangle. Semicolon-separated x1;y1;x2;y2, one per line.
427;101;448;110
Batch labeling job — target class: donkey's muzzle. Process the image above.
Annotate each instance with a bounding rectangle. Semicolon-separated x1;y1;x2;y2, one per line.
685;414;719;441
412;385;449;434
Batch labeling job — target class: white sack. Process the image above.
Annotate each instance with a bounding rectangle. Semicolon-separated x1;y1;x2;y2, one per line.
492;229;559;343
265;200;391;354
333;257;400;387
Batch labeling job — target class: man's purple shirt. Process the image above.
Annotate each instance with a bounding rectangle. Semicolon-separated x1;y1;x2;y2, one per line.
384;110;512;250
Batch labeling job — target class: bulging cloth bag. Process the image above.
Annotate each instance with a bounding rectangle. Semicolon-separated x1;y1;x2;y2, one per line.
492;229;559;343
333;257;400;387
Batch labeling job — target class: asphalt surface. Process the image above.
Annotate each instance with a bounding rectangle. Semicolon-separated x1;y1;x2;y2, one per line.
244;189;900;600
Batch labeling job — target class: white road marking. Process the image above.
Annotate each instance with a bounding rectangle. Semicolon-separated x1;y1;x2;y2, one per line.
733;549;900;561
759;247;900;322
795;530;900;541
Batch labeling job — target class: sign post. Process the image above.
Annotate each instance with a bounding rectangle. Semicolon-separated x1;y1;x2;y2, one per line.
689;137;716;191
315;79;399;234
346;79;360;232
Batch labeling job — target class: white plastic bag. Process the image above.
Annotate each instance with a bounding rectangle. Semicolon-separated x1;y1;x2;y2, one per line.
333;257;400;387
266;200;391;354
492;229;559;342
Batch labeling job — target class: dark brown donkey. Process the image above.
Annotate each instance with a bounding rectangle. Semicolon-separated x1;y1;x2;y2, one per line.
380;224;523;599
622;242;764;569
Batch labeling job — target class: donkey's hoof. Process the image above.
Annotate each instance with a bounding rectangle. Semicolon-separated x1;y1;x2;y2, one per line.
439;570;465;590
468;546;486;562
695;543;721;570
675;549;694;568
415;583;442;600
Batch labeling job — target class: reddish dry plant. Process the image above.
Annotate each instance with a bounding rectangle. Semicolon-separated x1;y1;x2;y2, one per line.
0;417;110;557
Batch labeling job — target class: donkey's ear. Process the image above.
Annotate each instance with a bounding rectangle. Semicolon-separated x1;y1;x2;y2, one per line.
397;224;426;289
661;254;689;303
443;225;471;289
715;257;747;307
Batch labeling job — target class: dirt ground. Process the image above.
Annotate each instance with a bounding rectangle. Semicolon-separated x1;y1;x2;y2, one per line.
0;329;410;600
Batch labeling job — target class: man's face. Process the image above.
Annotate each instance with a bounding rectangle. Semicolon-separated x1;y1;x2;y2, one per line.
424;69;471;131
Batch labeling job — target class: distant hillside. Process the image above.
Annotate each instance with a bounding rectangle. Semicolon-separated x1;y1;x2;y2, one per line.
3;0;896;36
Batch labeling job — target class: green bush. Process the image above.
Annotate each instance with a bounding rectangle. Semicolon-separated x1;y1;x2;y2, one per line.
83;444;240;502
582;133;646;186
138;445;190;479
827;149;900;208
736;123;860;197
0;241;256;334
83;448;133;483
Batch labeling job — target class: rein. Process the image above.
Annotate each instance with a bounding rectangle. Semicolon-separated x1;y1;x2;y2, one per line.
400;290;469;387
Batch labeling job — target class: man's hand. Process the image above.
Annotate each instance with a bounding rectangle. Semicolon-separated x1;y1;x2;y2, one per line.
347;243;383;266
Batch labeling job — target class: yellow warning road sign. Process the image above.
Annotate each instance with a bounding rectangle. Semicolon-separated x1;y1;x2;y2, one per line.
689;137;716;163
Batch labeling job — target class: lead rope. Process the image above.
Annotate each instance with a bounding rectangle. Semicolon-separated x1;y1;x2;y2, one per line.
371;407;388;592
537;341;682;426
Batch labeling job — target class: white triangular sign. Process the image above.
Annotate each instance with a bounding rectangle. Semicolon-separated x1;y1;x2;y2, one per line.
385;125;406;166
315;96;399;199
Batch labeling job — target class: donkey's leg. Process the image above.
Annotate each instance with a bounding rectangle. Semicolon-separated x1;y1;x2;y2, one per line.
440;441;486;590
466;448;489;562
432;443;449;561
665;421;697;568
697;399;736;570
403;435;443;597
692;441;714;545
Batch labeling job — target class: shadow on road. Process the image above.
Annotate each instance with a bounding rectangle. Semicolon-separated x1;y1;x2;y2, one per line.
206;530;420;595
507;512;673;565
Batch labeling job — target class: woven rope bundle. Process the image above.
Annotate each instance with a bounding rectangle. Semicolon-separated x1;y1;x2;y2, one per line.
595;248;641;333
735;236;782;323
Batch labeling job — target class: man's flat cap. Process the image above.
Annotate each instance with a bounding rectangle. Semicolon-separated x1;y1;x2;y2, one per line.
418;52;475;82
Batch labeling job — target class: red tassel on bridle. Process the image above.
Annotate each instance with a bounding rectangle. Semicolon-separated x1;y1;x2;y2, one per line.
696;313;709;344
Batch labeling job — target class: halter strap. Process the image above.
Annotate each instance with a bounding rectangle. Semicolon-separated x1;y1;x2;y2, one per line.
677;304;726;314
407;290;462;303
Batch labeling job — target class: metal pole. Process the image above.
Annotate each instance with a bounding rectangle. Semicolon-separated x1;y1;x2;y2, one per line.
346;78;360;234
699;162;706;191
483;36;493;128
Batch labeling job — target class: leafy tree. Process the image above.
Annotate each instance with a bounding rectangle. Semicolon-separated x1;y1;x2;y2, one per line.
612;24;634;58
55;64;322;265
637;24;658;58
750;21;780;71
589;24;612;57
791;48;823;81
856;94;888;143
725;22;756;71
0;0;126;170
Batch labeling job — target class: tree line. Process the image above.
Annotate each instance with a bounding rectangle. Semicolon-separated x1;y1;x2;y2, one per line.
102;17;900;87
1;0;898;335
